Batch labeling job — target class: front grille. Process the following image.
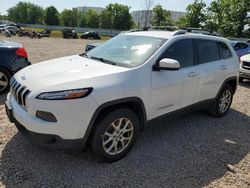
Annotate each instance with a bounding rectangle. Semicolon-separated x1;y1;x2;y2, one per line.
10;77;31;109
243;61;250;67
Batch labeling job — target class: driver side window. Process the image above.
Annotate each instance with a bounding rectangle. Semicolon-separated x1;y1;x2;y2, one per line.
160;39;194;68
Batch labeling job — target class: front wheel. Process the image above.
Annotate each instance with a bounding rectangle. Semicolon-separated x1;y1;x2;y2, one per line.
91;108;139;162
209;85;234;117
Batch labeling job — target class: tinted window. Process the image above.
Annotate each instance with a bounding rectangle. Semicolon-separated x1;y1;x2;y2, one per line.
197;39;220;64
161;39;194;68
239;43;248;49
218;42;232;59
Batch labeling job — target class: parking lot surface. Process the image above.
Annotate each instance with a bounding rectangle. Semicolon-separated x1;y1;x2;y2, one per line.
0;37;250;188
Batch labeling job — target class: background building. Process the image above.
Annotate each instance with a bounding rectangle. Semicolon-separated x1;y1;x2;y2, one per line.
132;10;186;28
77;6;105;14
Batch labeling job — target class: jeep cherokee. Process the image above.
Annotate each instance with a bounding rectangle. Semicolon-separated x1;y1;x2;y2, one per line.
5;30;239;162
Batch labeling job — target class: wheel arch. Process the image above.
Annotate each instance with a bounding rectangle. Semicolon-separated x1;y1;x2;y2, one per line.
0;65;13;76
216;76;238;98
83;97;147;146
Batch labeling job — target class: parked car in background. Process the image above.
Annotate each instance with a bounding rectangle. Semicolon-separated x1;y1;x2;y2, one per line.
62;28;78;39
0;40;30;94
81;31;101;40
230;41;250;57
3;26;20;35
5;30;239;162
239;54;250;82
85;43;102;52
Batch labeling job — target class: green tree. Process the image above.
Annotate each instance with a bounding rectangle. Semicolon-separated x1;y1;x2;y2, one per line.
100;3;133;30
176;16;188;27
44;6;59;26
85;9;100;28
151;4;173;26
205;0;250;37
184;0;206;28
8;2;44;24
100;11;112;29
78;12;87;27
60;8;78;27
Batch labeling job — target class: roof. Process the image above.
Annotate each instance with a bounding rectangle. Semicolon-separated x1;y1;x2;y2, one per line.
123;30;228;42
124;31;174;39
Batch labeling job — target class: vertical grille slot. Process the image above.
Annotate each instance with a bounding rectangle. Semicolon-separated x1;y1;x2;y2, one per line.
9;77;31;109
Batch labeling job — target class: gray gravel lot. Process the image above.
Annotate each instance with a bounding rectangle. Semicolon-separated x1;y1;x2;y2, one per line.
0;36;250;188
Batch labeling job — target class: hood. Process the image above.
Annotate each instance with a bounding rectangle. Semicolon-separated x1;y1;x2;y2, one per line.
14;55;129;92
241;53;250;62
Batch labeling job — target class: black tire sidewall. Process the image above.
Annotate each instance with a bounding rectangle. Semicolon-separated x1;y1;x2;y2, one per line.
0;68;11;94
215;85;234;117
91;108;139;162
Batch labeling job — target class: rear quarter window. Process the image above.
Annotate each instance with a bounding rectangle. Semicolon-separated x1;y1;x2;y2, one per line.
218;42;232;59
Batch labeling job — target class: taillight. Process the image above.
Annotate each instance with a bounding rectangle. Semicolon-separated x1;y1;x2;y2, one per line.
16;47;28;58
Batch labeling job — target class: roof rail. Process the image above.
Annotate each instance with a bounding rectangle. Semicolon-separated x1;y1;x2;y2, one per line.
173;27;221;37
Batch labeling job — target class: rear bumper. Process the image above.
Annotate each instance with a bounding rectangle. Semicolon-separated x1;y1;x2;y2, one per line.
5;103;84;151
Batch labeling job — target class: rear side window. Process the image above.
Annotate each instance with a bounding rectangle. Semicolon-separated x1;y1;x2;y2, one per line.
218;42;232;59
161;39;194;68
196;39;220;64
239;43;248;49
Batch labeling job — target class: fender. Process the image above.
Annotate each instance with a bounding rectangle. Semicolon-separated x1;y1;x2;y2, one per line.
82;97;147;147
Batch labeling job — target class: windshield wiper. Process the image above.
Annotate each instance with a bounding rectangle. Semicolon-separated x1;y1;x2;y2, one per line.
91;56;117;65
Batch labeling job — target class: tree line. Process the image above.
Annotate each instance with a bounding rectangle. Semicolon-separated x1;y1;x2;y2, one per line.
0;1;250;37
177;0;250;37
0;2;134;30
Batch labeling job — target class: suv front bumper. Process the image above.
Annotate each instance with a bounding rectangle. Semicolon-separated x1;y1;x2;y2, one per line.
240;64;250;79
5;102;84;151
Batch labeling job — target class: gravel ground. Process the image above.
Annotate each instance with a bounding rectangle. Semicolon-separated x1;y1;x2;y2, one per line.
0;36;250;188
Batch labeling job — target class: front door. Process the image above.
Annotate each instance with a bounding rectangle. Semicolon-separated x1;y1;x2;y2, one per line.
150;39;200;119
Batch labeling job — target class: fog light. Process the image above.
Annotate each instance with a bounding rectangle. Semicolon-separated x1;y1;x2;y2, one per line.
36;111;57;122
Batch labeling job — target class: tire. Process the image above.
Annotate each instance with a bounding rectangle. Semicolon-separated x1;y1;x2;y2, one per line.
91;108;139;162
239;77;244;82
0;68;11;94
209;84;234;117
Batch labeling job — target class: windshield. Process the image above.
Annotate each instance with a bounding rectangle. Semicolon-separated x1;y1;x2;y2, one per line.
85;35;166;68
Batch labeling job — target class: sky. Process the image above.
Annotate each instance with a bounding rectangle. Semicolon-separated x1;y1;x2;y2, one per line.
0;0;213;15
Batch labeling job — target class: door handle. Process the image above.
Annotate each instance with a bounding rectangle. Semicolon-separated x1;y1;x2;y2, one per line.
188;72;198;77
220;65;227;70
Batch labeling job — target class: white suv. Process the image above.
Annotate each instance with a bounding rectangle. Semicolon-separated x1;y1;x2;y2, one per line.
5;31;239;162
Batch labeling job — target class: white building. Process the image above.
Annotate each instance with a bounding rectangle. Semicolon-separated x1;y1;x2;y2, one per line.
77;6;105;14
132;10;186;28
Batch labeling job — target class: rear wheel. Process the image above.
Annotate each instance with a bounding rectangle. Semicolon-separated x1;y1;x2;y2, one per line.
0;68;11;94
91;108;139;162
209;85;233;117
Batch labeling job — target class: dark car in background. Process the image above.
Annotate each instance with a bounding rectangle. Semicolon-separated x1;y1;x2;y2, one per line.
81;31;101;40
0;40;30;94
61;28;78;39
230;41;250;57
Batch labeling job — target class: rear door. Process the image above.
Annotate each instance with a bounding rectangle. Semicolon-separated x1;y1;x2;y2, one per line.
195;39;231;102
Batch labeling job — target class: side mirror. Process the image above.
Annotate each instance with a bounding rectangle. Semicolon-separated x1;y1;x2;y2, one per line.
153;58;180;71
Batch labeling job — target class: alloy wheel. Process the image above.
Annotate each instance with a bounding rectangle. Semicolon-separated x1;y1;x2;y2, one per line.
0;71;8;92
102;118;134;155
219;90;232;113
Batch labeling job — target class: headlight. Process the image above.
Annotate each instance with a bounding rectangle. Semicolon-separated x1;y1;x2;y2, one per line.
36;88;93;100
